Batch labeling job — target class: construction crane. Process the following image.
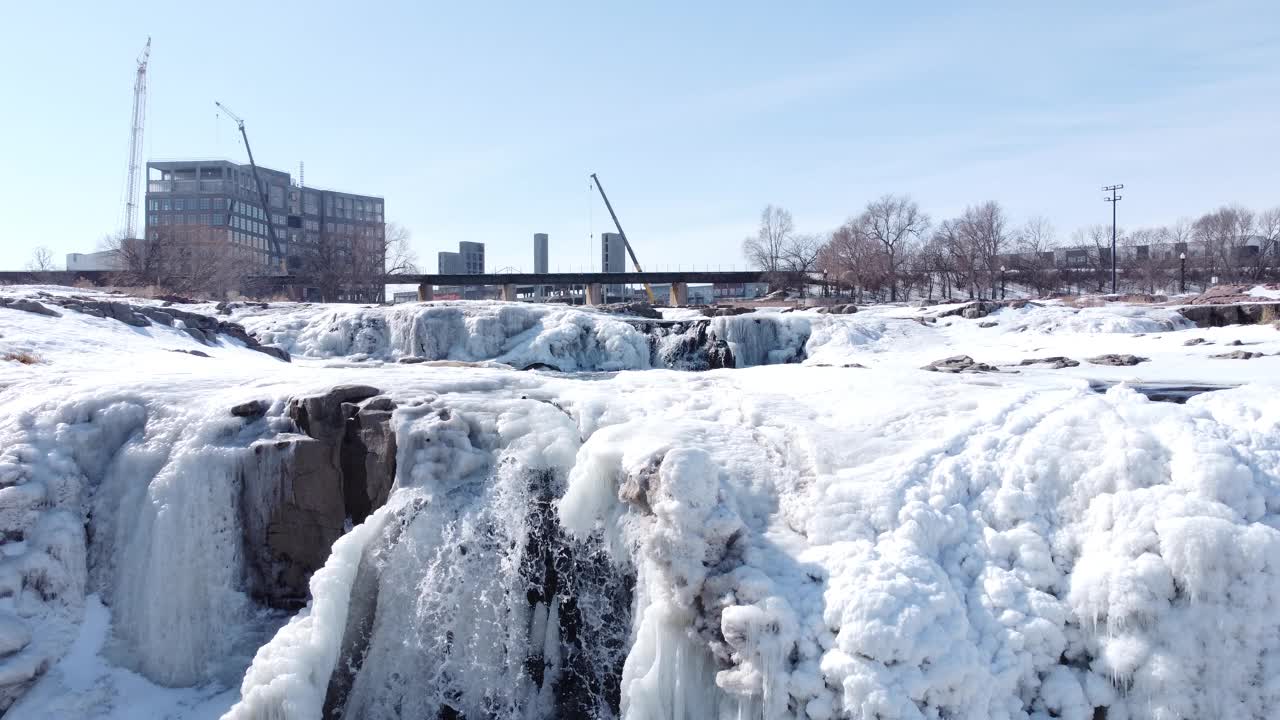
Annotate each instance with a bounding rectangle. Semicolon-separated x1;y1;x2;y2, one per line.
123;37;151;239
590;173;655;303
215;101;284;272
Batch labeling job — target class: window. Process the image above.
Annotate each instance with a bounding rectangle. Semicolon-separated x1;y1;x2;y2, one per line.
175;198;185;211
162;199;172;211
326;222;335;233
148;214;158;226
188;214;198;225
161;215;171;225
213;214;225;226
200;197;210;210
215;198;226;210
148;199;159;211
200;214;210;225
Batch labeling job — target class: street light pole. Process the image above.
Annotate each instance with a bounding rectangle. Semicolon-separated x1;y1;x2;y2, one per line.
1000;265;1006;299
1103;184;1124;294
1180;252;1187;293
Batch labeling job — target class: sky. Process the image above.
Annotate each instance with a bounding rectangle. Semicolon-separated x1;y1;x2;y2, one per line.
1;1;1278;274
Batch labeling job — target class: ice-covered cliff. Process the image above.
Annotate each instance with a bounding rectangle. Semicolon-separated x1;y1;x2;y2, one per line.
3;288;1280;719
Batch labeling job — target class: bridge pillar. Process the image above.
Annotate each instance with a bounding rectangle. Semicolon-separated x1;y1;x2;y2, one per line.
584;283;603;306
416;283;433;302
500;283;517;302
670;281;689;307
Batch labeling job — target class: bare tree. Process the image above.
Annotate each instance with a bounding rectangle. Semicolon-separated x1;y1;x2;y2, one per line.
1195;205;1256;282
25;246;57;273
347;222;419;302
1012;216;1058;296
822;220;886;302
742;205;793;278
855;194;929;302
1255;207;1280;280
780;233;822;297
1121;227;1174;294
103;226;257;297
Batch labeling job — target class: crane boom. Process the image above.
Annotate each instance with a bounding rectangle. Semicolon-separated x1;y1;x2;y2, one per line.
590;173;655;303
215;101;284;272
123;37;150;239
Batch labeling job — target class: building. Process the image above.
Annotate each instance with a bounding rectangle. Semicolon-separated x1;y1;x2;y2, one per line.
459;241;485;274
438;251;463;274
66;251;122;272
437;242;485;275
601;232;626;299
143;160;384;299
533;233;549;299
533;233;548;274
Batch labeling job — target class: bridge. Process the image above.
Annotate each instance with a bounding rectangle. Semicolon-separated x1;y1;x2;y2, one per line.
391;271;769;304
0;269;773;305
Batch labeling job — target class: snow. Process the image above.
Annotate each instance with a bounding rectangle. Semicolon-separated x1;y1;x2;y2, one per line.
1246;284;1280;300
2;286;1280;719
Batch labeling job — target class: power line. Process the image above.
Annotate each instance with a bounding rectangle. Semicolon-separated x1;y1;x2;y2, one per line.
1103;183;1123;294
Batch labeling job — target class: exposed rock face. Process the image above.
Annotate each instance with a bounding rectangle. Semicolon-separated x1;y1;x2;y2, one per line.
288;385;380;441
0;298;61;317
922;355;998;373
231;400;268;418
595;302;662;319
1183;337;1208;346
341;396;398;525
242;436;346;607
1087;353;1149;366
1018;356;1080;369
239;385;399;606
817;304;858;315
1178;303;1280;328
938;301;999;319
1211;350;1266;360
978;321;998;328
700;306;753;318
24;294;291;361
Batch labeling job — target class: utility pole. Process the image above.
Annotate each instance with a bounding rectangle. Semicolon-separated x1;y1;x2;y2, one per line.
1103;184;1123;294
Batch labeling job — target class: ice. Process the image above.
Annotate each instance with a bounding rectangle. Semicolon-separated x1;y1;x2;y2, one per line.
3;286;1280;719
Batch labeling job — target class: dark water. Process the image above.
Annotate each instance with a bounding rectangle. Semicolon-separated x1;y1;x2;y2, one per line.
1087;381;1237;404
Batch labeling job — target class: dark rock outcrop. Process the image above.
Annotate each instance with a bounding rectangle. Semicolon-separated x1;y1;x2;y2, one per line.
0;298;61;317
340;396;398;525
1178;303;1280;328
25;294;291;361
817;304;858;315
1087;353;1149;366
595;302;662;319
699;306;754;318
1211;350;1265;360
242;435;347;607
1183;337;1208;346
1018;356;1080;369
241;385;400;605
922;355;998;373
231;400;268;418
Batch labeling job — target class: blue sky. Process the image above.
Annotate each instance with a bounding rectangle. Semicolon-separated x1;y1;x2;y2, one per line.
1;1;1277;273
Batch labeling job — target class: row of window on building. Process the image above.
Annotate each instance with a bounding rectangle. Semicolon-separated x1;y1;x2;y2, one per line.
324;195;383;222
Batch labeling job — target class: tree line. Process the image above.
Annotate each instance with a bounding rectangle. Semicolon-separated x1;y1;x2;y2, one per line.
77;223;418;301
744;198;1280;301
